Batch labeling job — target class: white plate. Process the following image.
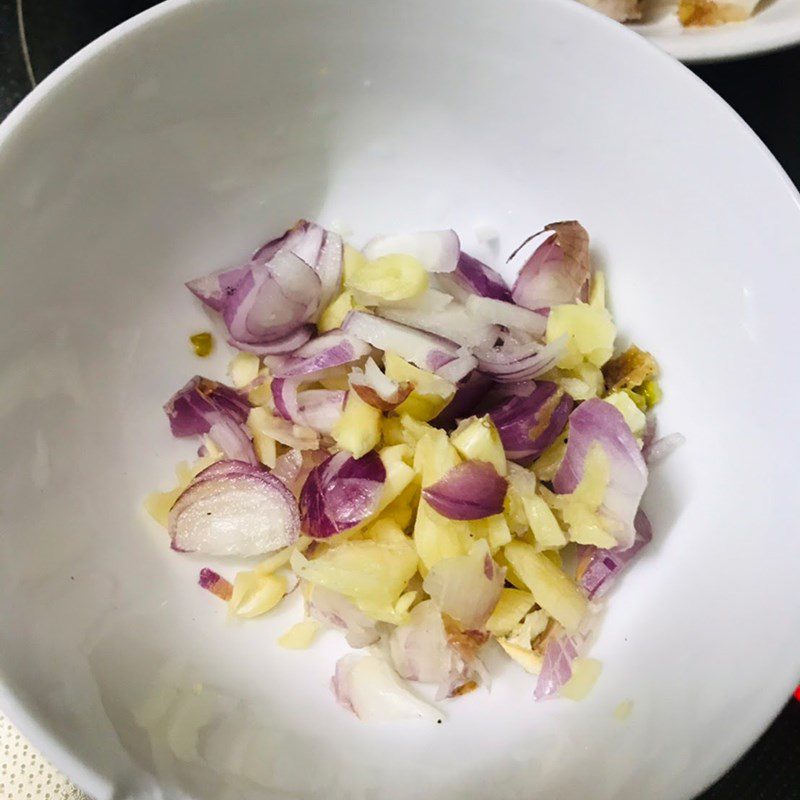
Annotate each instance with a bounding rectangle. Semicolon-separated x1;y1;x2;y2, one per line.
0;1;798;799
631;0;800;61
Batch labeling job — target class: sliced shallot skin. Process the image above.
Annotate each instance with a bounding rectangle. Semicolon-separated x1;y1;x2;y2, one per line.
510;221;591;311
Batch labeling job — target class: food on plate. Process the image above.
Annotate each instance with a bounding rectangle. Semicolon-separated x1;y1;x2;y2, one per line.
147;219;679;721
578;0;762;27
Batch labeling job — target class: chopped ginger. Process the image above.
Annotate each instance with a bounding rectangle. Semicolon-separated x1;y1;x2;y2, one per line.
278;620;319;649
332;390;381;458
318;290;357;333
547;303;616;369
228;352;260;388
229;572;287;619
346;254;428;302
560;658;602;701
504;541;587;633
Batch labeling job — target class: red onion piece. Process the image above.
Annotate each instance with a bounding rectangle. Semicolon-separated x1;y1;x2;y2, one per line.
422;462;508;520
270;377;302;423
252;220;325;266
272;378;344;433
643;432;686;465
268;330;370;379
207;418;258;464
254;411;319;451
296;389;347;434
169;460;300;556
422;542;506;629
332;653;440;722
315;230;344;310
299;450;386;539
578;509;653;601
272;449;328;497
164;376;256;463
349;359;412;411
198;567;233;601
465;295;548;339
306;584;380;648
534;634;580;701
510;221;591;311
436;350;480;384
252;220;343;308
378;302;498;349
487;381;574;465
343;311;476;380
223;250;321;347
554;398;647;550
229;324;314;356
186;265;248;313
164;376;250;438
430;372;494;429
475;333;567;383
389;600;486;699
363;229;460;273
452;251;512;301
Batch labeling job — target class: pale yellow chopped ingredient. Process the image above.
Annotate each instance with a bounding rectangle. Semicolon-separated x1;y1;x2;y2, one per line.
413;500;473;573
603;391;647;436
541;443;617;548
278;620;319;649
246;407;278;468
256;546;294;575
450;415;507;476
472;513;512;552
290;534;418;607
343;244;367;284
247;368;273;407
346;253;429;302
381;416;405;446
614;699;634;720
507;609;549;649
560;658;602;701
486;588;536;636
229;572;287;619
385;352;455;421
228;352;260;388
545;361;604;401
332;389;381;458
589;271;606;310
497;638;544;674
503;541;587;633
318;290;357;333
546;303;616;369
531;433;568;482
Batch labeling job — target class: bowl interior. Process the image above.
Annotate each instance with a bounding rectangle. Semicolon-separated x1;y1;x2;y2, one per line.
0;1;799;799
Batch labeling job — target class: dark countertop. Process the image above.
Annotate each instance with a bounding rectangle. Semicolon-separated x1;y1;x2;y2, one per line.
0;1;797;797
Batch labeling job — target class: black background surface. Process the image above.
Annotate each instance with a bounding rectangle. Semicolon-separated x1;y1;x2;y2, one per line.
0;1;797;797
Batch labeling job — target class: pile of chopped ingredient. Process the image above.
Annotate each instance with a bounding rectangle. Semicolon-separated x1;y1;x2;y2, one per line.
579;0;760;27
146;219;679;722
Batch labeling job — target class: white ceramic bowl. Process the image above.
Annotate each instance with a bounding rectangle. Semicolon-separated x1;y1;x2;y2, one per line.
631;0;800;62
0;1;798;798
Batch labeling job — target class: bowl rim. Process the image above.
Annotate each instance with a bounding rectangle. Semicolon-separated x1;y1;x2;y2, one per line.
0;0;798;798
